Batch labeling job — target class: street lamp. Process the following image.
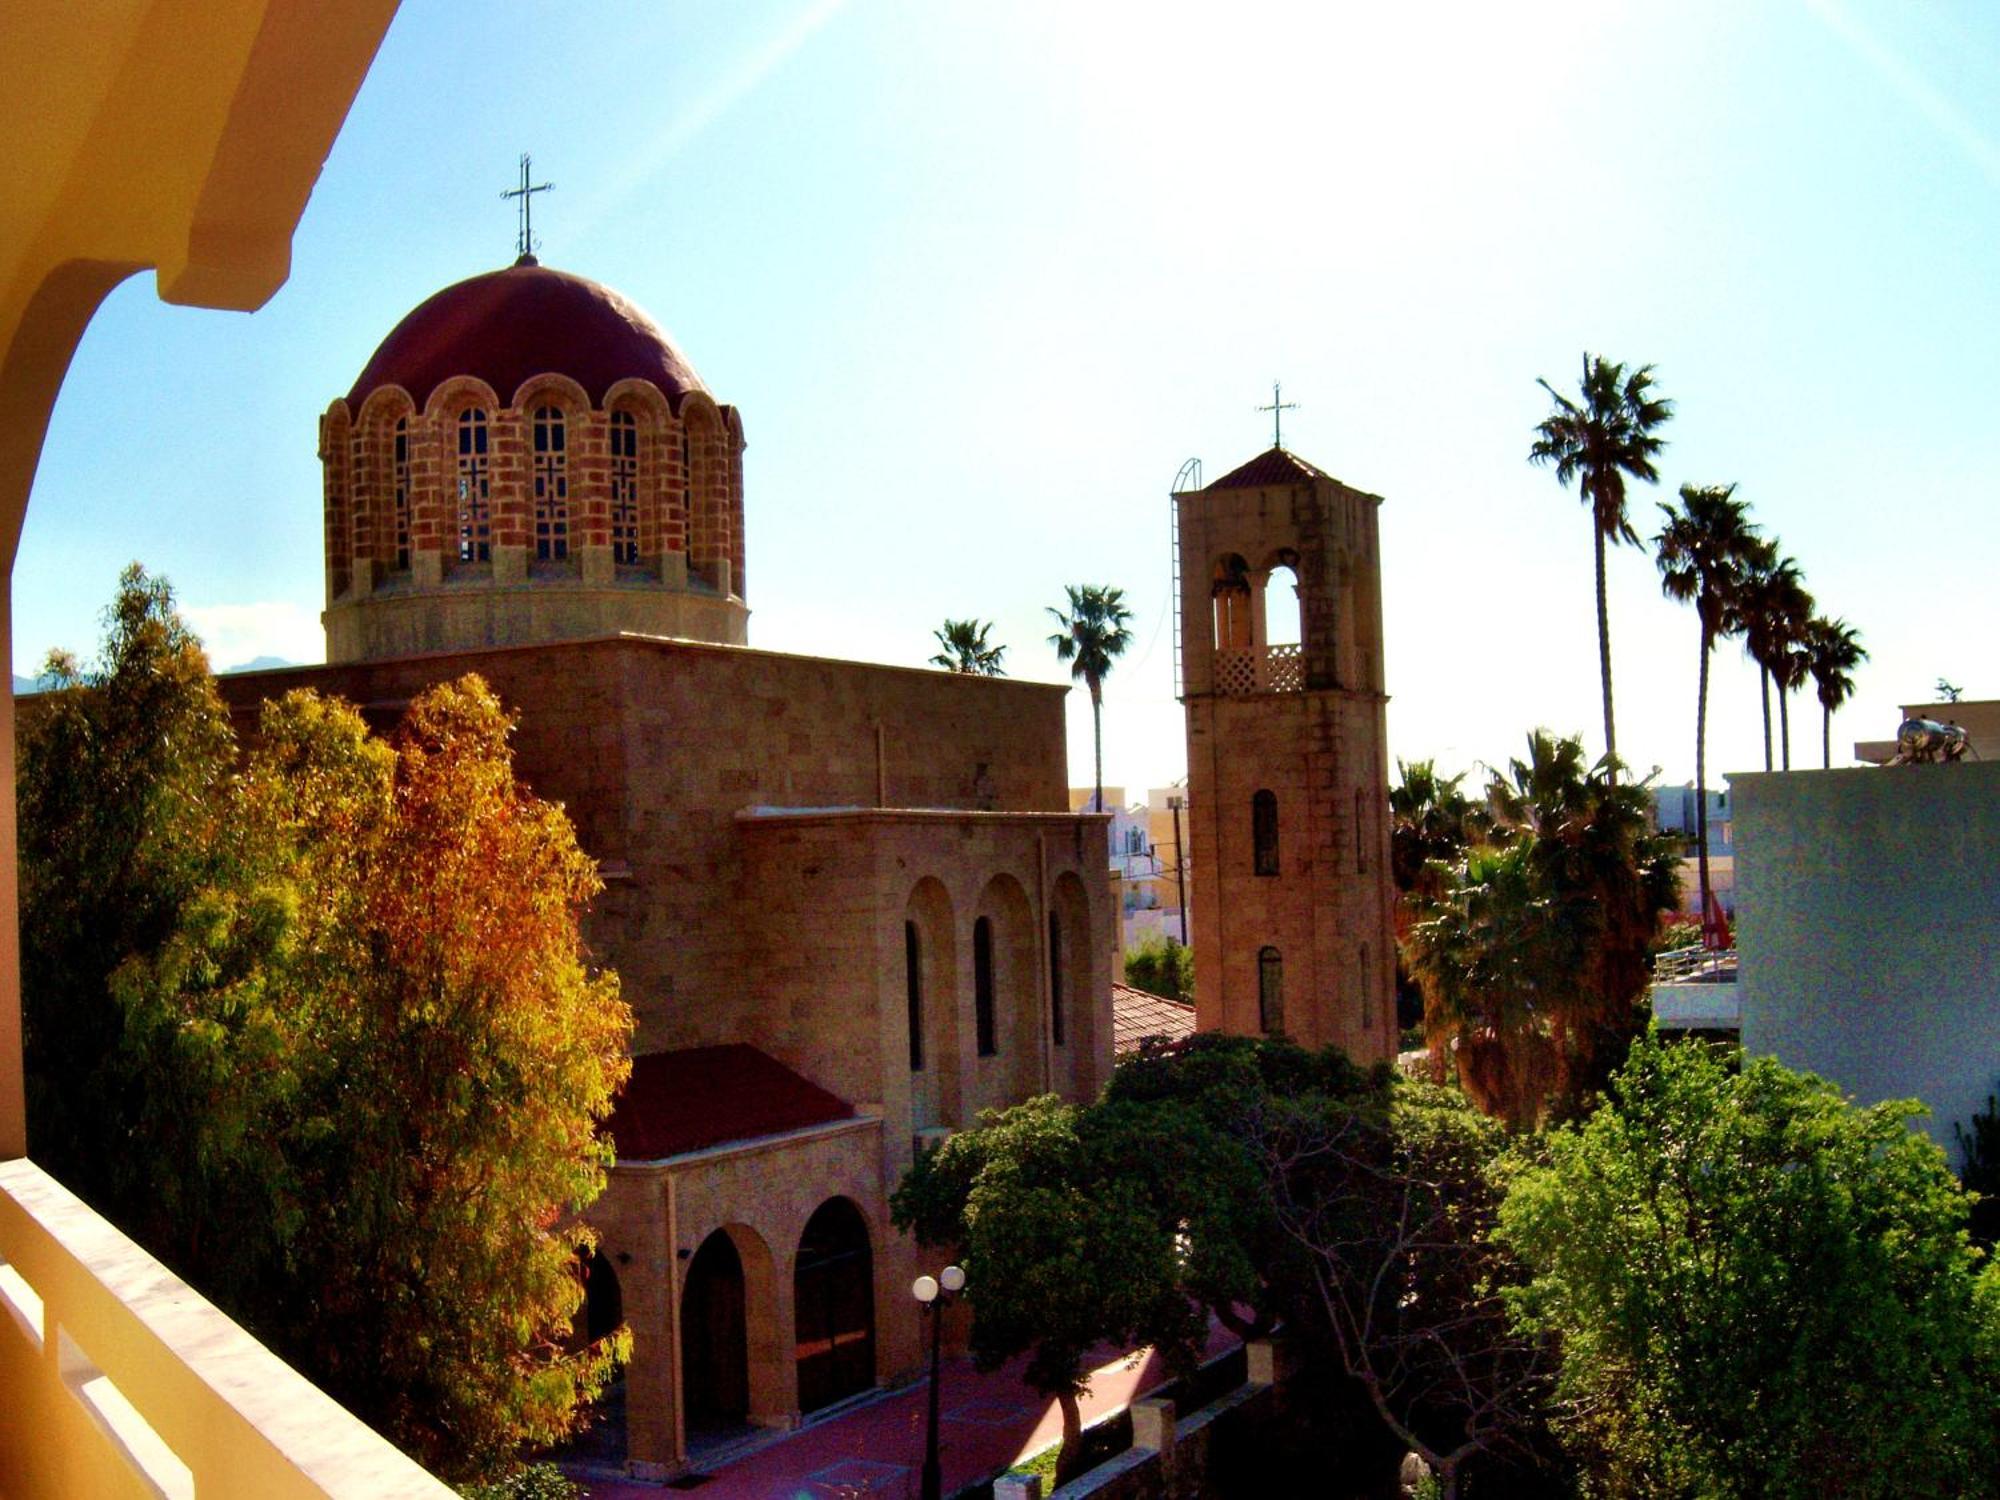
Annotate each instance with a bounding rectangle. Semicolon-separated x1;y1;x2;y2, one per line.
912;1263;966;1500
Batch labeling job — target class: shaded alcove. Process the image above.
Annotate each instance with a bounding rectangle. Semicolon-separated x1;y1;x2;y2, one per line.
793;1198;875;1415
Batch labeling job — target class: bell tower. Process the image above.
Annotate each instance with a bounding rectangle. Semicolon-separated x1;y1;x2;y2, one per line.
1175;447;1395;1062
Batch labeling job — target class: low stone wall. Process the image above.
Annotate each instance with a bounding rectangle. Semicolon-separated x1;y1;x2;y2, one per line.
996;1340;1287;1500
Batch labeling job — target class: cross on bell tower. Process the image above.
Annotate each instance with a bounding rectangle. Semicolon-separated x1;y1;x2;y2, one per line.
502;153;554;265
1256;382;1299;449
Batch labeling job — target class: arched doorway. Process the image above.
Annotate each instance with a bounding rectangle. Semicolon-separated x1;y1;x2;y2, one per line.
794;1198;876;1415
682;1230;750;1435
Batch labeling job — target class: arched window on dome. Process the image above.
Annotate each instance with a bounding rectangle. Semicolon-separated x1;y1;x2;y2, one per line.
392;417;411;571
610;410;640;566
532;405;569;562
456;408;491;563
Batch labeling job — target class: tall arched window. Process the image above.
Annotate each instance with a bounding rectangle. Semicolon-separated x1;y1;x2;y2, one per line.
1359;943;1373;1029
974;916;996;1057
1213;555;1252;649
1258;946;1284;1034
392;417;410;570
1253;789;1279;876
1047;911;1065;1048
905;920;924;1072
610;409;640;565
456;408;491;562
533;405;568;561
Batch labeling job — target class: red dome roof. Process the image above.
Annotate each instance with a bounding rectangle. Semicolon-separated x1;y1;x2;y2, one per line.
347;262;708;411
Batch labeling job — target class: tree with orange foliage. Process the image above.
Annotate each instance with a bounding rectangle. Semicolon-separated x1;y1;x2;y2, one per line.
20;568;631;1483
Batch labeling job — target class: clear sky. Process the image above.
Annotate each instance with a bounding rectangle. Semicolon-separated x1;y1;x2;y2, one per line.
18;1;2000;799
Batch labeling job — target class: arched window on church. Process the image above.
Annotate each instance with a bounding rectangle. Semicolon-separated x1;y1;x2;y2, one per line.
610;409;640;565
1047;911;1065;1048
392;416;410;571
1258;946;1284;1034
974;916;996;1057
1253;789;1279;876
1266;559;1302;647
456;408;491;563
905;920;924;1073
533;405;568;561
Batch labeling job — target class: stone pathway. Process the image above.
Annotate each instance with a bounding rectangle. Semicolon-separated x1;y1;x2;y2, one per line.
578;1322;1238;1499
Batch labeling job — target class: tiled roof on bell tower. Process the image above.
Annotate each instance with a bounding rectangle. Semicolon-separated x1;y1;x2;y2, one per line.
1206;447;1336;491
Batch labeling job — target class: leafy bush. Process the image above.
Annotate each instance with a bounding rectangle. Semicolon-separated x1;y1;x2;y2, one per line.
459;1464;581;1500
1499;1034;2000;1498
1123;932;1193;1001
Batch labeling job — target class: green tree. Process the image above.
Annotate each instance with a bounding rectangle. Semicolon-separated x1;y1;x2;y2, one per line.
1122;931;1193;1001
1047;584;1133;813
1804;615;1867;769
1654;482;1761;926
1499;1034;2000;1498
18;570;633;1483
1405;733;1678;1127
1739;547;1813;772
1529;354;1673;773
893;1095;1203;1484
929;617;1007;675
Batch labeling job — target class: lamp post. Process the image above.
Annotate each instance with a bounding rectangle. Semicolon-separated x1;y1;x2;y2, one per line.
912;1263;966;1500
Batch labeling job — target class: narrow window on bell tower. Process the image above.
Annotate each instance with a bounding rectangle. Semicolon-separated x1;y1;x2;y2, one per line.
1253;789;1279;876
905;920;924;1072
1258;946;1284;1034
456;408;491;562
533;405;568;561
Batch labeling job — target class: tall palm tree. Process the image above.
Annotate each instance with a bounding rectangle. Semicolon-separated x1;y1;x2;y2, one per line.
1047;584;1133;814
1655;483;1760;928
1804;616;1867;769
1738;549;1813;771
1530;354;1673;774
930;618;1007;676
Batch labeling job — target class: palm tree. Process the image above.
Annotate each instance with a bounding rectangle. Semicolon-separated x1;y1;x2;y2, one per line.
1047;584;1133;814
930;618;1006;676
1738;549;1813;771
1529;354;1673;774
1804;616;1867;769
1406;731;1678;1128
1655;483;1760;927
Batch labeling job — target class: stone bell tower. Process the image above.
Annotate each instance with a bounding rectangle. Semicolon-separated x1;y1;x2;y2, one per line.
1175;447;1395;1062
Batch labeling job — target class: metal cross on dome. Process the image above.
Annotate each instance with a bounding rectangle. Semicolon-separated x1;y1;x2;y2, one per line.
1256;381;1299;449
502;153;554;265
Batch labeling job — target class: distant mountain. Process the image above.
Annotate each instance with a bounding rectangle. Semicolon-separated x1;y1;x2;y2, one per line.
13;673;54;696
221;656;295;674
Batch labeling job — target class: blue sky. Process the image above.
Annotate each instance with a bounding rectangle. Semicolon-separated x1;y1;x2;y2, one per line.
18;1;2000;796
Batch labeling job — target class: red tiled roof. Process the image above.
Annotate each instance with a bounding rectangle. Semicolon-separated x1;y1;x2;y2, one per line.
1112;982;1197;1056
347;262;708;411
1205;447;1334;491
605;1044;855;1160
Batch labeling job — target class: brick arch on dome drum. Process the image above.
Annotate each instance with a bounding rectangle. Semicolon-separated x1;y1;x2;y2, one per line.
603;378;680;574
903;877;961;1132
421;375;503;571
353;386;416;575
319;400;354;601
510;376;591;565
680;393;732;598
724;404;746;601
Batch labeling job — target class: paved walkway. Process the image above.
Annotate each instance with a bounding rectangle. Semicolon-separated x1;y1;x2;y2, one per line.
579;1322;1238;1499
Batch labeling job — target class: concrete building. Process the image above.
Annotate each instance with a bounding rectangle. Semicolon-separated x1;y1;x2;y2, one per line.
1855;698;2000;765
1653;781;1736;916
209;259;1115;1479
1071;786;1187;949
1734;761;2000;1155
1174;449;1395;1062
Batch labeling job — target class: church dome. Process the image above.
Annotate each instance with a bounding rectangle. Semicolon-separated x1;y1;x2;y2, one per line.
347;261;707;410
